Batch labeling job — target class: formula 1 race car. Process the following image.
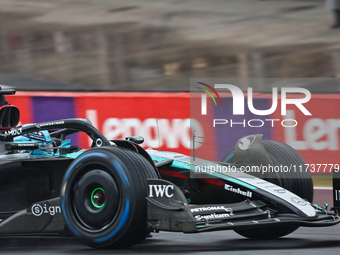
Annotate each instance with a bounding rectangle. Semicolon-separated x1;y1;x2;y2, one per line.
0;87;339;249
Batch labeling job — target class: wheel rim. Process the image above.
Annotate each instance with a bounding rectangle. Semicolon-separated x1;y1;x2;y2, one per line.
72;169;120;230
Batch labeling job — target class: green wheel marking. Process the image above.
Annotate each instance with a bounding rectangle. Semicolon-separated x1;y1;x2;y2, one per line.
91;187;106;209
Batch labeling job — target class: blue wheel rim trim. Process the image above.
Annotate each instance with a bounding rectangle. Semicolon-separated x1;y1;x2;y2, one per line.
93;198;130;243
61;197;82;238
112;160;130;188
91;160;131;242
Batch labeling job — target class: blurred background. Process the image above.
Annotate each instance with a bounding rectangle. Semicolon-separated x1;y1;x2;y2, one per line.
1;0;339;187
1;0;340;92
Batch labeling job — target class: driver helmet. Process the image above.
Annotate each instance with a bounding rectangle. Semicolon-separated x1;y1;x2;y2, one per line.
13;129;54;157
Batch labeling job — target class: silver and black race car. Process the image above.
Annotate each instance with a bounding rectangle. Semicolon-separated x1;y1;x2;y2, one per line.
0;87;338;249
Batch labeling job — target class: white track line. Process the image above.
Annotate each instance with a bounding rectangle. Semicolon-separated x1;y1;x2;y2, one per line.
314;186;332;190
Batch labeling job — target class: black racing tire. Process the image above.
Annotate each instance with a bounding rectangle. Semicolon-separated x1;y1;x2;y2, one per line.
222;140;313;239
60;146;158;249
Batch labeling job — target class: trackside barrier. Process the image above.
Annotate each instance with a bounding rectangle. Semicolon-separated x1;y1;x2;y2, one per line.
7;91;340;172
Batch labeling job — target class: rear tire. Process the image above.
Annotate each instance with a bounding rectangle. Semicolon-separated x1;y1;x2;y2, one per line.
60;146;158;249
222;140;313;239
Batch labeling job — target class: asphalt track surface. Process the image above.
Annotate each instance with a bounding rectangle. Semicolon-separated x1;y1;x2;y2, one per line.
1;188;338;255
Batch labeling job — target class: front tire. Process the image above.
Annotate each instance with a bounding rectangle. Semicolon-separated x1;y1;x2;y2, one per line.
60;146;158;249
222;140;313;239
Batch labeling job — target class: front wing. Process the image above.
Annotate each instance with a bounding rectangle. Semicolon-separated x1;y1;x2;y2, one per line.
147;179;340;233
0;179;338;236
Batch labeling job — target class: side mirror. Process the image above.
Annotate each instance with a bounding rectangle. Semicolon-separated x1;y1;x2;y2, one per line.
125;136;144;145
